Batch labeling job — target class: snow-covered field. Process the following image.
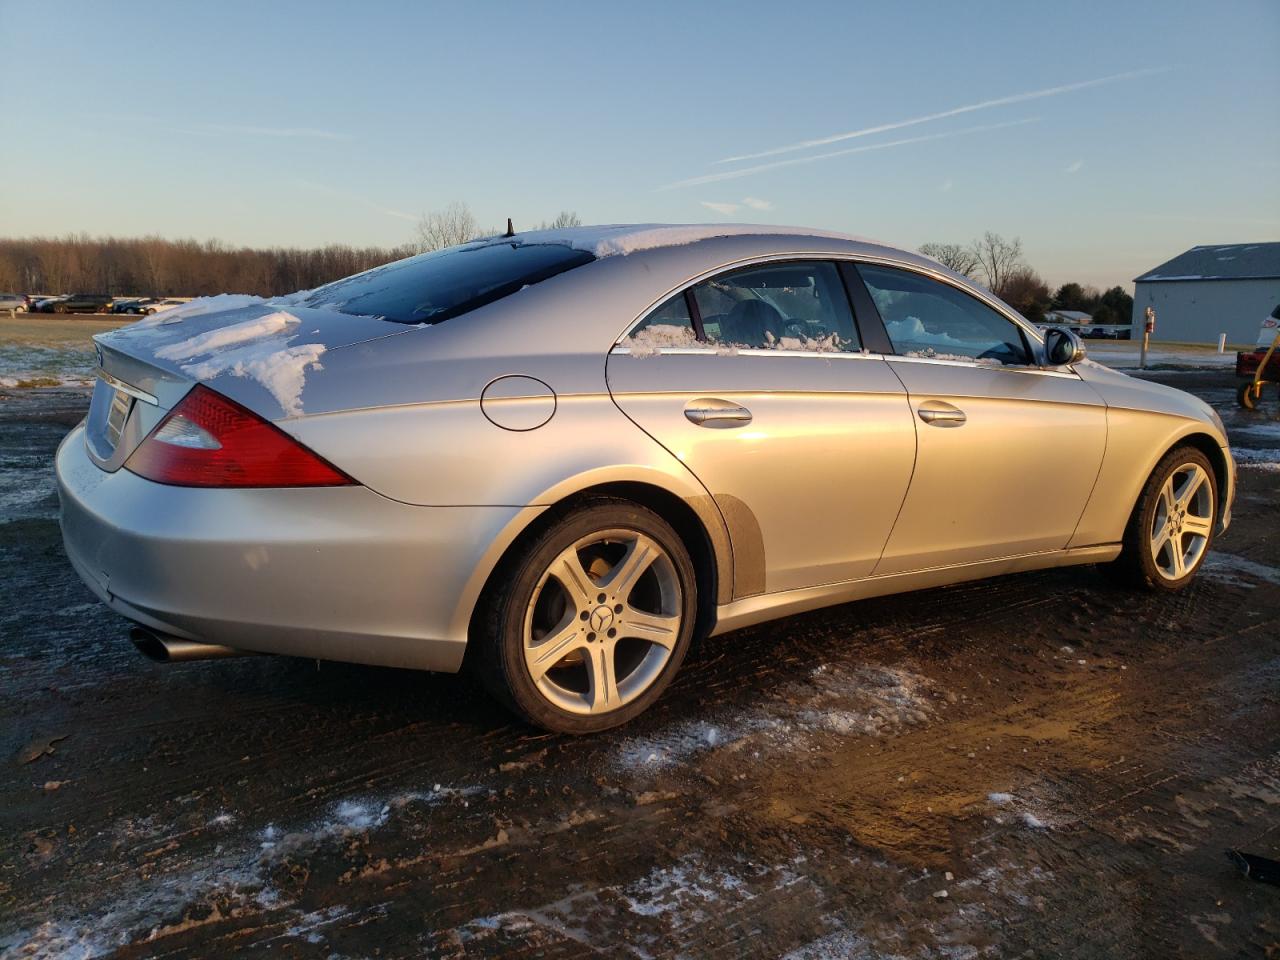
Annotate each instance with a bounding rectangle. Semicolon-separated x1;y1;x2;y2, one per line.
1086;340;1239;370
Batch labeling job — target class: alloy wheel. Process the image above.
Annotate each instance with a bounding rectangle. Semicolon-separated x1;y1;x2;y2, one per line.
522;529;682;715
1149;462;1214;581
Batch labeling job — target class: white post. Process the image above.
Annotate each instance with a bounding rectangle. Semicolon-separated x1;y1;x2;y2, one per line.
1141;307;1155;370
1218;333;1227;354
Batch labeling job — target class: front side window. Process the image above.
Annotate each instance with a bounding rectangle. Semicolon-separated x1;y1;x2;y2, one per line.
303;242;594;325
693;262;860;352
858;263;1030;365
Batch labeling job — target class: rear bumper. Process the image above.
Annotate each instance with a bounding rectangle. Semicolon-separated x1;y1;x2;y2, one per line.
56;425;538;672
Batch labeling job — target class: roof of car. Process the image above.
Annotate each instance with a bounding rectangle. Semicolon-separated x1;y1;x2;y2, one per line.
493;223;896;260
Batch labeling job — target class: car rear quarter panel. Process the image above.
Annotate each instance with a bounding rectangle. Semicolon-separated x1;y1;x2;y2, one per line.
284;388;737;607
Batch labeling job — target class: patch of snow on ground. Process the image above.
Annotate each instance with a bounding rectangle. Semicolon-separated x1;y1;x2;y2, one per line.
621;856;756;919
781;930;877;960
1202;553;1280;587
1087;342;1237;370
0;343;97;388
1231;447;1280;471
1;786;476;959
615;664;938;772
1229;418;1280;441
984;792;1056;831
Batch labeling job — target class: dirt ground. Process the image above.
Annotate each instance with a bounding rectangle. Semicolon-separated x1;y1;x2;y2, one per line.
1;371;1278;959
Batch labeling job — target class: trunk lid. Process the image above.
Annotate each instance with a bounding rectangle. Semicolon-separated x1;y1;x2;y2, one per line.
85;297;409;469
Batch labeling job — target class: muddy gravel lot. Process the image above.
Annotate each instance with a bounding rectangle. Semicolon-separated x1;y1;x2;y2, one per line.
1;371;1278;959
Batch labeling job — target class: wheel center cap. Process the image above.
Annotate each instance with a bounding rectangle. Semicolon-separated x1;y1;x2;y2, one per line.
589;605;615;633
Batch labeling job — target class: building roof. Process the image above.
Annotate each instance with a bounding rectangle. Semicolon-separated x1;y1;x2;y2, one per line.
1134;242;1280;283
1045;309;1093;321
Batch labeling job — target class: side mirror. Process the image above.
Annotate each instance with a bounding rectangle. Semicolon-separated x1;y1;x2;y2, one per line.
1043;327;1086;366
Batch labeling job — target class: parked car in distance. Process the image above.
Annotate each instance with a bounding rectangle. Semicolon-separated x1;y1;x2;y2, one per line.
57;225;1236;733
39;293;113;314
141;298;186;316
0;293;26;316
114;297;189;315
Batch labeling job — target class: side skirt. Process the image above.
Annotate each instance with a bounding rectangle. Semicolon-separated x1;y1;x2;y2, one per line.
709;544;1121;637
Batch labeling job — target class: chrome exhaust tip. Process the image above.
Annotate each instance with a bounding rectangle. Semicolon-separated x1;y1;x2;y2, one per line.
129;626;250;663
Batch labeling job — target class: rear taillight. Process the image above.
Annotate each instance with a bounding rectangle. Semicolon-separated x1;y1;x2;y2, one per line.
125;385;354;488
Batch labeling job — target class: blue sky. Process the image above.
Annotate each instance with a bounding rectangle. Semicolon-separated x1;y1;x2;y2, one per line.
0;0;1277;289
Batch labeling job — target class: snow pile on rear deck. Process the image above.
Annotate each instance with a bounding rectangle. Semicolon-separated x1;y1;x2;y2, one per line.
510;223;884;258
154;311;323;418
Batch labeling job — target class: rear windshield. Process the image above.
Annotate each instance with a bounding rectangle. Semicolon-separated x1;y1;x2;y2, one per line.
301;242;594;325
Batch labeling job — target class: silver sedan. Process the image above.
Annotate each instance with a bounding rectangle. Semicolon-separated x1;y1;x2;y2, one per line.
56;226;1235;732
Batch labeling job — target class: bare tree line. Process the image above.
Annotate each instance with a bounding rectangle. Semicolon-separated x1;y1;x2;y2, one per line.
0;234;416;298
0;206;582;297
919;232;1131;325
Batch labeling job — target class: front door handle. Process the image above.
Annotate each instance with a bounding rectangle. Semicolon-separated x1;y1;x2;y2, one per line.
685;398;753;428
917;402;967;427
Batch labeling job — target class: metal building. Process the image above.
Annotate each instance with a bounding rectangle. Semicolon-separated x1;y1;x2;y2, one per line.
1132;242;1280;344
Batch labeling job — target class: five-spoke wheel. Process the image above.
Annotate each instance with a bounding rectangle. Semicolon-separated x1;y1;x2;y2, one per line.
1120;445;1218;590
474;499;697;733
1148;462;1214;581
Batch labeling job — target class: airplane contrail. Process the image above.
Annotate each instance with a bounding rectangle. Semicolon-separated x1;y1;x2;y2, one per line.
713;67;1168;165
657;118;1040;191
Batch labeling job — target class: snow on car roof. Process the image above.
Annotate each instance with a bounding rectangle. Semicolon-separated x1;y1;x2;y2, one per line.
500;223;888;259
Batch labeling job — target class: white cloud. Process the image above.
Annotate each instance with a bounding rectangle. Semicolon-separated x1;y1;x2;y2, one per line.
940;179;954;192
741;197;772;210
659;118;1039;191
1064;159;1083;174
700;201;740;215
712;67;1168;165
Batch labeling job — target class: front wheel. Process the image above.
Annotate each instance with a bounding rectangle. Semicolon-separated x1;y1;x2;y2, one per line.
473;499;697;733
1117;446;1217;591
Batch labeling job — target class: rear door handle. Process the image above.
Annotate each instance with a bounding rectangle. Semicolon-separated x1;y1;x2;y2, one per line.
685;398;753;428
917;403;966;427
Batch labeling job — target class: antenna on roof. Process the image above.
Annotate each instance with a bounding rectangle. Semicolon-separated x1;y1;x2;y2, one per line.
504;218;515;238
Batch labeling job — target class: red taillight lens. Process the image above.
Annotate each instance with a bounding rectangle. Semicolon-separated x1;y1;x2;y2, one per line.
125;385;354;488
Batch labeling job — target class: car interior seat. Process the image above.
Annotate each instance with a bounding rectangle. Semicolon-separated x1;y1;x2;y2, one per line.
722;299;785;346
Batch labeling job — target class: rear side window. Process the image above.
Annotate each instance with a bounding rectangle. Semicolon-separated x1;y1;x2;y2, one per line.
693;262;860;352
858;263;1030;365
303;242;594;325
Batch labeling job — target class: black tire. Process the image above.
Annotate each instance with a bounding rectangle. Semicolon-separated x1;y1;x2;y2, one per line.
1116;445;1218;591
472;498;698;734
1237;381;1260;410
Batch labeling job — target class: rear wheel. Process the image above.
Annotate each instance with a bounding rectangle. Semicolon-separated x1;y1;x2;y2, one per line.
1117;446;1217;591
473;499;697;733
